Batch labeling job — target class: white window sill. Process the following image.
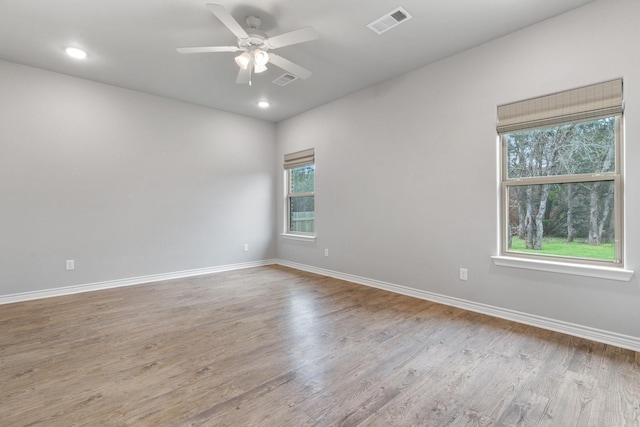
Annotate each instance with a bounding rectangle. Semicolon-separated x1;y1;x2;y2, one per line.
281;233;316;243
491;256;634;282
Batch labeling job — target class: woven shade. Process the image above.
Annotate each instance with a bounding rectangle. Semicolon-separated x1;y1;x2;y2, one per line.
497;79;623;134
284;148;314;169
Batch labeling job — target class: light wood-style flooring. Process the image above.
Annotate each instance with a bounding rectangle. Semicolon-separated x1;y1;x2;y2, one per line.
1;265;639;426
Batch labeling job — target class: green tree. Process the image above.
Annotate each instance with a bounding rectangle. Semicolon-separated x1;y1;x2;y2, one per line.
506;117;615;251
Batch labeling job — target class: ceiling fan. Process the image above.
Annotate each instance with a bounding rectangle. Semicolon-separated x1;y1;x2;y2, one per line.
177;4;318;85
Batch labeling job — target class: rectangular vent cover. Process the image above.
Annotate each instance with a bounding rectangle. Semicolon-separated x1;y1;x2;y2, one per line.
272;73;298;86
367;7;412;35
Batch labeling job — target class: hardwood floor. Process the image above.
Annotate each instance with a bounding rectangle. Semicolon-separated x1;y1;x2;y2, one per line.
1;265;639;426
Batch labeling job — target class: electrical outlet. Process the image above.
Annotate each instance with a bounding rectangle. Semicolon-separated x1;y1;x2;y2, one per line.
459;268;468;281
243;243;249;252
324;248;329;257
66;260;75;271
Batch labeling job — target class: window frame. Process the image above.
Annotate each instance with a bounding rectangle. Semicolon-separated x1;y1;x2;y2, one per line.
282;149;315;240
497;81;626;269
285;165;315;237
499;116;623;267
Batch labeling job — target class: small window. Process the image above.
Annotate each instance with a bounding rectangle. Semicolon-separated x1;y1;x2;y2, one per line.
498;80;624;266
284;149;315;236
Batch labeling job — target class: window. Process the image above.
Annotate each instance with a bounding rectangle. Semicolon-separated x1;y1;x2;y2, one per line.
497;80;624;266
284;149;314;236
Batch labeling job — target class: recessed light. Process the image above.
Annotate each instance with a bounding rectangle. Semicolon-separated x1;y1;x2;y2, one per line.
65;47;87;59
257;101;270;108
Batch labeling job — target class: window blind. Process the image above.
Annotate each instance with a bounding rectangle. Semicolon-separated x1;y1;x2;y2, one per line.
284;148;314;169
497;79;623;134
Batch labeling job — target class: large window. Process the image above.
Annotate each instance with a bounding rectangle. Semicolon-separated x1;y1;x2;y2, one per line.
498;80;624;266
284;149;314;236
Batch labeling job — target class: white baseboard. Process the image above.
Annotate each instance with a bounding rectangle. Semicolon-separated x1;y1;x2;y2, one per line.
276;259;640;353
4;258;638;352
0;259;277;305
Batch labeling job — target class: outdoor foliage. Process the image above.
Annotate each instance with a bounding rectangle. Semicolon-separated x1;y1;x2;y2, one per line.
290;165;314;193
289;165;315;232
505;117;616;260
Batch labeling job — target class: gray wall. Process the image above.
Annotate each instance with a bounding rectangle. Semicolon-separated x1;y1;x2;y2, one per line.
0;60;277;295
276;0;640;338
1;0;638;341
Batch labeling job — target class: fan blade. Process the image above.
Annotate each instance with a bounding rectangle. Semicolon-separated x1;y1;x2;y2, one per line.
266;27;318;49
176;46;242;54
206;4;249;40
236;64;252;85
269;53;312;79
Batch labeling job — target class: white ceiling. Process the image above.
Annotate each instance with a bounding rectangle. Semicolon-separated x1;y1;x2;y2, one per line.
0;0;597;122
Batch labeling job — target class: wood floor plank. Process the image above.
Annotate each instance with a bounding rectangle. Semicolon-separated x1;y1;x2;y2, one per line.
1;265;639;426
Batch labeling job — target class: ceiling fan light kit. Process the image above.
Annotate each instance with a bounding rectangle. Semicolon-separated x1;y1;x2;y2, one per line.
253;49;269;66
234;51;251;69
253;61;267;74
177;3;317;85
235;48;269;73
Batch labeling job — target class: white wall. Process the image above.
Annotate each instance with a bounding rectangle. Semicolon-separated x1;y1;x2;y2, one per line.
277;0;640;339
0;60;277;295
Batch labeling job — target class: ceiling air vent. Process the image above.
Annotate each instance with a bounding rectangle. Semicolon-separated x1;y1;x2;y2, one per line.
367;7;412;35
272;73;298;86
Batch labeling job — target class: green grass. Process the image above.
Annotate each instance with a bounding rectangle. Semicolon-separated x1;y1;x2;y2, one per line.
509;236;615;260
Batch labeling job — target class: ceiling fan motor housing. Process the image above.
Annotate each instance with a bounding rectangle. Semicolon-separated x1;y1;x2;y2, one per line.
237;16;269;51
238;31;268;51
